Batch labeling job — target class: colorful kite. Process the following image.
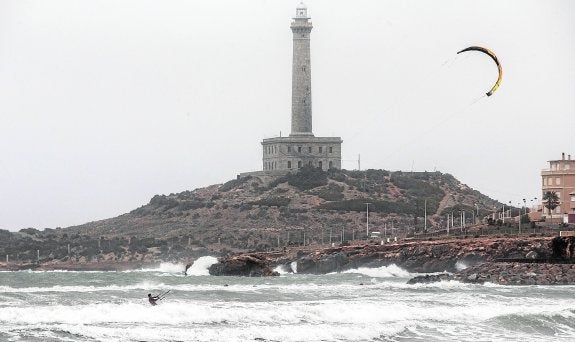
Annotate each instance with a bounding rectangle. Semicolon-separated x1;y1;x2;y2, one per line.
457;46;502;96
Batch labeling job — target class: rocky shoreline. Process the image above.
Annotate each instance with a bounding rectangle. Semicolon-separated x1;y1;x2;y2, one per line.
208;236;575;285
4;235;575;286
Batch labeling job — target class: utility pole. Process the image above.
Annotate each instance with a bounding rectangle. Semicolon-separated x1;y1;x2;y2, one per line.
424;199;427;232
365;203;371;237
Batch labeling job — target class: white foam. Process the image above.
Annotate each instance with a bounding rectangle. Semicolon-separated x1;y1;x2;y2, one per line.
186;256;218;276
272;264;291;274
343;264;412;278
291;261;298;273
455;260;468;271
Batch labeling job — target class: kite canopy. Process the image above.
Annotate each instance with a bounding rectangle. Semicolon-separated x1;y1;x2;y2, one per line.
457;46;502;96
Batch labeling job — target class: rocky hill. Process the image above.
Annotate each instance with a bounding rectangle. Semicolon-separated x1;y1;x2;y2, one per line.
70;168;502;244
0;167;507;266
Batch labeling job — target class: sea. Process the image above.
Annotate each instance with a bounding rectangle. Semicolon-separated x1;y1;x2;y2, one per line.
1;256;575;342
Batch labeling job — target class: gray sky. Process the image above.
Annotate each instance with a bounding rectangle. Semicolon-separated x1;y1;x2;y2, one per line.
1;0;574;231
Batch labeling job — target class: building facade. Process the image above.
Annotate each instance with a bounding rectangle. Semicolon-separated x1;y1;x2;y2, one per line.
261;3;343;172
541;152;575;223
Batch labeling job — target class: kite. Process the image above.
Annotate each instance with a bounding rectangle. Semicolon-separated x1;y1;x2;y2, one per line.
457;46;502;96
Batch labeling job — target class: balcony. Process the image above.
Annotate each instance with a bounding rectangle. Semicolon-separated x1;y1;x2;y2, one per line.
541;168;575;176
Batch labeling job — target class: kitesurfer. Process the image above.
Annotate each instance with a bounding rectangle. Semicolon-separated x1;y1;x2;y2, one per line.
148;293;160;306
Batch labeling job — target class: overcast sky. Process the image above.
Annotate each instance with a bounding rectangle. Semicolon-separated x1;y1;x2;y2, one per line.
1;0;574;231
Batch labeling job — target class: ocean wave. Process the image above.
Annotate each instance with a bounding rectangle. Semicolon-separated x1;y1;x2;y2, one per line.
342;264;412;278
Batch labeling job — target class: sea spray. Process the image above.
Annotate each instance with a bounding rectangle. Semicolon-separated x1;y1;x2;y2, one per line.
342;264;412;278
455;260;469;271
290;261;298;273
186;256;219;276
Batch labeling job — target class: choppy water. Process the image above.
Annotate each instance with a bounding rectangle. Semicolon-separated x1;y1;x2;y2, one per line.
1;256;575;342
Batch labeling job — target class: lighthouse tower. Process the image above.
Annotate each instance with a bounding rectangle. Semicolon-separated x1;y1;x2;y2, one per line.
290;3;313;136
258;3;343;174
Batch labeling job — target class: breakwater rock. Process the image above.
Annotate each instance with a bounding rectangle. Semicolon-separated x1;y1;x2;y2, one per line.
208;253;280;277
455;261;575;285
408;261;575;286
209;236;554;277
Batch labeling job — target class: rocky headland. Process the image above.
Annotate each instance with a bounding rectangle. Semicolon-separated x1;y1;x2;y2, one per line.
3;168;573;286
209;236;575;285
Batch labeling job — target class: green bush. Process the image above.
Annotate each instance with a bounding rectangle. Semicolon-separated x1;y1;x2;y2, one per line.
310;183;344;201
287;166;327;190
178;200;205;211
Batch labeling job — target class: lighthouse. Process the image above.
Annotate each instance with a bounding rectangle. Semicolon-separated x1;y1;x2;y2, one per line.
258;3;343;173
290;2;313;136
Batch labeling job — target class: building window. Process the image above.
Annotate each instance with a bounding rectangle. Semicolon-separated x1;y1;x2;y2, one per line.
570;195;575;202
288;161;292;169
329;161;333;169
329;147;333;153
287;146;291;152
319;161;322;169
319;146;323;153
308;161;312;166
298;161;302;168
308;146;312;153
298;146;302;153
565;163;571;170
556;178;561;185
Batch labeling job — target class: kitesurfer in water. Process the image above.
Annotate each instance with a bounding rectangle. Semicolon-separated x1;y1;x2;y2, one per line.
147;290;170;305
148;293;160;306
